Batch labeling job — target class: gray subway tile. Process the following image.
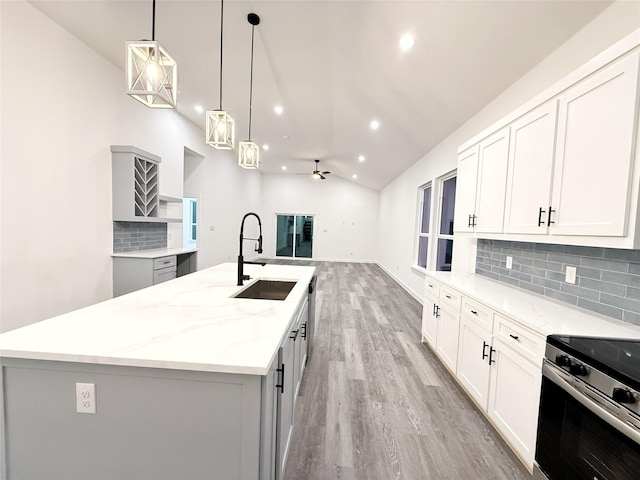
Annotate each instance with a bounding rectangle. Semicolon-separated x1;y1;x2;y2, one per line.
578;277;626;297
575;266;602;280
545;289;578;305
513;257;534;267
577;298;624;320
545;270;566;282
520;282;545;296
602;270;640;288
559;283;600;301
548;252;581;265
499;275;520;287
534;243;566;253
626;286;640;300
604;249;640;263
510;271;532;283
519;265;547;278
580;257;628;273
564;245;604;259
623;310;640;326
600;293;640;314
629;263;640;275
534;259;564;272
519;250;549;261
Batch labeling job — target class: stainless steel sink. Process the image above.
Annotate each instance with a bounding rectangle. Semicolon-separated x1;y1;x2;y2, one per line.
233;279;297;301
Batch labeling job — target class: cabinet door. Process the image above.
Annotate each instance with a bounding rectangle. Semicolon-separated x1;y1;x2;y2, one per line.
456;317;492;410
475;128;510;233
487;340;542;469
435;305;460;373
453;145;480;233
504;101;558;234
276;337;296;480
421;296;438;348
551;51;640;237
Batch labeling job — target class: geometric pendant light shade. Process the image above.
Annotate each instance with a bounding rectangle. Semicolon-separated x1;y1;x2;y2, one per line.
126;0;177;109
206;0;235;150
238;13;261;169
126;41;177;108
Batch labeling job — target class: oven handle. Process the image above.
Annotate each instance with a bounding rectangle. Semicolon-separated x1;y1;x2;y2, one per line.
542;361;640;444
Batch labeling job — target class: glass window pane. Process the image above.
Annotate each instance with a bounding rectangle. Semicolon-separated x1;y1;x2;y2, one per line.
418;236;428;268
276;215;294;257
421;186;431;233
439;176;456;235
191;225;197;241
191;201;197;223
295;215;313;258
436;238;454;271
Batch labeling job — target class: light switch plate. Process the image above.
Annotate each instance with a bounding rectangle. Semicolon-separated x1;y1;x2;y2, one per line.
565;266;577;284
506;256;513;269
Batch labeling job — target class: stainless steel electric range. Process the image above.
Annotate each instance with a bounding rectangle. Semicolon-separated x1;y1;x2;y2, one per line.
536;334;640;480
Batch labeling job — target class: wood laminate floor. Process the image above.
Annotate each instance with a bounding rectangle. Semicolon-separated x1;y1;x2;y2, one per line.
267;260;532;480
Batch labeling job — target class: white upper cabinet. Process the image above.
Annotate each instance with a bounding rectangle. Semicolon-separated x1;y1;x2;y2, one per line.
453;145;480;233
454;128;510;234
475;128;510;233
550;50;640;237
504;101;558;234
455;30;640;248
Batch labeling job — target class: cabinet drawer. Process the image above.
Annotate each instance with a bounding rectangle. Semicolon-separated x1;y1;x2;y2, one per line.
440;286;462;312
494;314;545;364
153;255;177;270
153;265;177;284
424;278;440;299
462;298;494;332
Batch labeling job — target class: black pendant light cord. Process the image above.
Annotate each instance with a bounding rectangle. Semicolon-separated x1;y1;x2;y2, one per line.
248;23;255;140
219;0;224;110
152;0;156;41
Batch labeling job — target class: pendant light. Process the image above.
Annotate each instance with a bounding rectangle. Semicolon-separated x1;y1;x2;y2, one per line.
126;0;177;108
206;0;235;150
238;13;261;169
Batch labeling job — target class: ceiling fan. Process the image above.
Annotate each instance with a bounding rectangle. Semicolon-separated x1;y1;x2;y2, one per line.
297;159;331;180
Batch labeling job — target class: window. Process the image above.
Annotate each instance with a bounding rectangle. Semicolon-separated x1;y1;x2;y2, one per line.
436;174;456;271
417;184;432;268
183;198;197;248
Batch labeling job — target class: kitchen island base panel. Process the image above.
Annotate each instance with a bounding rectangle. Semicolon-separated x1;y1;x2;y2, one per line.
1;358;262;480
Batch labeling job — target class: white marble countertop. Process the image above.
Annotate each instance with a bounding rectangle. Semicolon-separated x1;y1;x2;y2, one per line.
426;272;640;339
0;263;315;375
112;247;198;259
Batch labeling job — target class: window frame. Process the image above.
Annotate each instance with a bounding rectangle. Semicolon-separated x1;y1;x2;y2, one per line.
416;182;433;270
435;170;457;272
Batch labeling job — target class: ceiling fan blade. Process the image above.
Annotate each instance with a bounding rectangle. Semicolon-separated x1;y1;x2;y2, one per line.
320;174;327;180
322;171;331;174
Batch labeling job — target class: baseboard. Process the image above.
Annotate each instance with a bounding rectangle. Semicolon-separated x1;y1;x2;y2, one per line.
375;262;423;305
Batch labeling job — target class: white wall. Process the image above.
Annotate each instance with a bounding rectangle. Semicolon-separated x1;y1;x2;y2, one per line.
377;0;640;301
0;1;259;332
260;173;379;262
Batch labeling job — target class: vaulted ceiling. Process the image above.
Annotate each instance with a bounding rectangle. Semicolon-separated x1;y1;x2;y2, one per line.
30;0;612;190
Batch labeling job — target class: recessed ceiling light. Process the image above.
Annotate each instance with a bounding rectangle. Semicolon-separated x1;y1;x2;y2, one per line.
263;144;270;151
283;135;289;140
274;105;284;115
194;105;204;113
352;174;358;179
370;120;380;130
358;155;365;162
281;165;287;171
399;34;416;51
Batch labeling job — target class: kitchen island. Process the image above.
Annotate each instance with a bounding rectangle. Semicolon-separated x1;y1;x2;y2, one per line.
0;262;315;480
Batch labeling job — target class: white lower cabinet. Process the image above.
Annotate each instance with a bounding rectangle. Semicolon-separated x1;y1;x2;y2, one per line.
456;317;492;410
436;305;460;373
487;338;542;469
422;275;544;472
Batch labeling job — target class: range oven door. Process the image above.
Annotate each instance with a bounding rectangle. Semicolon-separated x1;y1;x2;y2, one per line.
536;361;640;480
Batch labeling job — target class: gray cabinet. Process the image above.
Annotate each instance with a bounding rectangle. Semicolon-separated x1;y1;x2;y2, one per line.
275;297;309;480
111;145;181;223
113;252;197;297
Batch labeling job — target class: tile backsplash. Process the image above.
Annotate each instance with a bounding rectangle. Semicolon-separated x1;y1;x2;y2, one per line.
476;239;640;326
113;222;167;253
